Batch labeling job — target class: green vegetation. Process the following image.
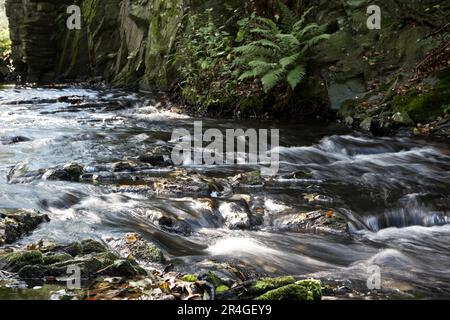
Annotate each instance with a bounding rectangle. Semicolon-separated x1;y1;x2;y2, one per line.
176;8;238;111
0;28;10;58
234;5;329;93
175;2;329;115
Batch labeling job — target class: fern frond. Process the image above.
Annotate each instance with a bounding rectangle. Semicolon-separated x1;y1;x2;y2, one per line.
251;39;282;51
279;1;297;32
255;17;280;32
275;33;300;47
279;53;301;68
287;64;306;90
261;68;286;92
238;70;258;81
302;33;331;48
250;27;276;36
234;44;274;57
293;23;319;39
248;59;273;68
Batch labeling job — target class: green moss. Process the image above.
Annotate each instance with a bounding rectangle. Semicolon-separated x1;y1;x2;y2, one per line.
182;274;198;282
81;239;107;254
147;243;165;263
393;89;450;123
250;276;296;295
296;279;322;300
216;285;230;293
43;253;73;265
206;271;225;288
255;283;313;300
3;250;44;270
392;69;450;123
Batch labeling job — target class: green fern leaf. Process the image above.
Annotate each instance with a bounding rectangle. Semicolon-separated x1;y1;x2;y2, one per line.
252;39;282;51
303;33;331;47
294;23;319;38
261;68;286;92
279;1;298;32
287;65;306;90
280;53;301;68
275;33;300;47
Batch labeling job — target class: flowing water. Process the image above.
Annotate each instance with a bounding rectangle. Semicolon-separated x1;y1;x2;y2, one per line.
1;86;450;299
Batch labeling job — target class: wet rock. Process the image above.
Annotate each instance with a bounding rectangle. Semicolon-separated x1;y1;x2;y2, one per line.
218;201;252;230
157;215;192;236
107;233;165;264
42;252;73;265
62;163;84;180
18;264;48;281
45;250;147;279
7;164;45;184
2;136;31;145
112;161;138;172
0;209;50;245
231;171;265;188
42;169;72;182
274;210;348;235
42;163;84;182
138;146;173;167
153;174;216;196
60;242;83;257
80;239;108;254
0;250;44;272
255;279;322;301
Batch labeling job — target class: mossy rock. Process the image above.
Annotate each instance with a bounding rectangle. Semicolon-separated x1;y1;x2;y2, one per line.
255;280;322;301
1;250;44;272
61;242;83;257
250;276;296;296
81;239;107;254
216;285;230;293
393;69;450;123
146;243;165;263
182;274;198;282
96;259;147;277
393;89;450;123
43;252;73;265
296;279;323;300
205;271;225;288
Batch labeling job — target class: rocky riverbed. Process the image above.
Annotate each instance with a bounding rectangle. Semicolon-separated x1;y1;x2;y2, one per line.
0;87;449;300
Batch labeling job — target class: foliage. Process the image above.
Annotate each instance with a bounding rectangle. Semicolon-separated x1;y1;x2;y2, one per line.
0;28;11;58
175;9;239;111
174;3;329;114
234;3;329;93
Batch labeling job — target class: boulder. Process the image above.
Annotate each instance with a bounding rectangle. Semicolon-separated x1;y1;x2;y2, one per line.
0;209;50;245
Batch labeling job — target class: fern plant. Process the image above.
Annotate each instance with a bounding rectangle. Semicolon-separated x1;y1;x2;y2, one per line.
234;3;329;93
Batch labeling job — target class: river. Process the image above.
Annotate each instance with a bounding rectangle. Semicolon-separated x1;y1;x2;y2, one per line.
1;86;449;299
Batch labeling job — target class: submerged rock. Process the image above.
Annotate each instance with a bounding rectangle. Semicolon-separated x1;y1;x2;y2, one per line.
107;233;165;264
8;163;85;184
1;136;31;145
0;209;50;245
218;202;251;230
138;146;173;167
274;210;348;235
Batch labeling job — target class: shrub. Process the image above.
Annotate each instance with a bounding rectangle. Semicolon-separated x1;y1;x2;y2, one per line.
234;3;330;93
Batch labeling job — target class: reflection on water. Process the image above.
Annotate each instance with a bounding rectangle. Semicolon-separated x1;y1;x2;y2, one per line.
1;87;450;298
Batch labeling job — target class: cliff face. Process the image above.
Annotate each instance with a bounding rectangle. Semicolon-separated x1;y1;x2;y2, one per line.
5;0;243;87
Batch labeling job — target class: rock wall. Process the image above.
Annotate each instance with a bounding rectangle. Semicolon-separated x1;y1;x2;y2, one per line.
5;0;244;88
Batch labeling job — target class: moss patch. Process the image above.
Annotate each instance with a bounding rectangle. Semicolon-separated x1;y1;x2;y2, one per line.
250;276;296;295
